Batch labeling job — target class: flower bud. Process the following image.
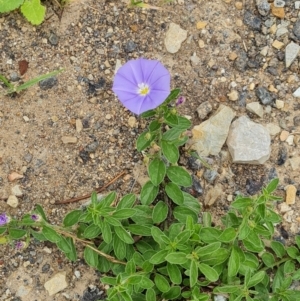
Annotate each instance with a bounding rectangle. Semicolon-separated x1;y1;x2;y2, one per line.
0;213;10;226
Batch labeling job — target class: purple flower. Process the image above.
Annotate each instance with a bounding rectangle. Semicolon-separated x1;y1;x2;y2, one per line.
176;96;186;106
15;241;25;250
112;58;171;115
0;213;10;226
31;214;41;222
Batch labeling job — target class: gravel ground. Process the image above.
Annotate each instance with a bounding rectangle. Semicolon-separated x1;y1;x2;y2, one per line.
0;0;300;299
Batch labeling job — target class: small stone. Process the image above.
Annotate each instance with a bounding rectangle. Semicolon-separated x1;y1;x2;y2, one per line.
44;272;68;296
85;141;99;153
246;102;264;118
48;32;59;46
124;40;137;53
293;19;300;40
294;116;300;126
255;86;274;105
203;169;218;183
293;87;300;97
271;4;285;19
227;90;239;101
164;22;187;54
196;21;207;29
7;195;19;208
285;185;297;205
275;99;284;109
23;116;30;122
276;27;288;37
81;286;104;301
105;114;112;120
61;136;77;144
74;270;81;279
8;172;23;182
274;0;285;7
265;123;281;136
11;185;23;197
190;53;200;66
243;10;261;31
289;157;300;170
286;135;294;145
76;119;83;133
256;0;270;16
270;24;277;34
198;40;205;48
280;130;289;141
285;42;300;68
272;40;285;50
279;202;291;213
204;184;223;206
296;1;300;9
39;77;58;90
128;116;137;128
260;46;269;56
235;2;243;9
196;101;213;120
115;59;122;74
228;52;238;60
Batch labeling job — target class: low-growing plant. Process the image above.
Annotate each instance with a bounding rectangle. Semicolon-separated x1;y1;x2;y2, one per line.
1;58;300;301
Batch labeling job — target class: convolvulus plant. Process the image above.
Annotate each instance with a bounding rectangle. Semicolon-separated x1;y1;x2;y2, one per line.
1;58;300;301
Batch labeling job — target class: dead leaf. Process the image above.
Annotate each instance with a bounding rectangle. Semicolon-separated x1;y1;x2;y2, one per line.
18;60;29;76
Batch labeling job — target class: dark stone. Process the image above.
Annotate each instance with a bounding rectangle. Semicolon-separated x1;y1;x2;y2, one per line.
243;10;261;31
277;51;285;61
246;178;264;195
293;116;300;126
234;51;248;72
10;71;19;82
48;32;59;46
82;118;90;128
203;169;218;183
192;175;203;195
255;86;273;105
268;167;278;181
124;40;137;53
39;77;58;90
247;59;259;69
42;263;50;273
87;78;106;95
85;141;99;153
293;19;300;40
266;66;278;76
238;92;247;107
277;146;287;165
187;156;202;171
79;149;90;164
279;226;289;239
81;286;105;301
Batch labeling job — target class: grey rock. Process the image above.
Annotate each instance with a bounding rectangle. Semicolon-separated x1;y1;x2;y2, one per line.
255;86;274;105
81;285;105;301
274;0;285;7
10;71;19;82
23;153;33;163
196;101;213;120
85;141;99;153
226;116;271;164
246;178;264;195
42;263;50;273
164;22;187;54
285;42;300;68
44;272;68;296
234;51;248;72
276;27;288;37
239;92;248;107
246;102;264;118
188;105;236;156
243;10;261;31
293;19;300;39
48;32;59;46
256;0;270;16
124;40;137;53
266;66;278;76
294;116;300;126
39;77;58;90
204;169;218;183
191;175;203;195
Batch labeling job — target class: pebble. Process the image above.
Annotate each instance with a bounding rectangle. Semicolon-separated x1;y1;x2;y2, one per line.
196;101;213;120
128;116;137;128
203;169;218;183
296;1;300;9
289;157;300;170
204;184;223;206
255;86;273;105
265;123;281;136
280;130;289;141
8;172;23;182
196;21;207;29
44;272;68;296
286;135;294;145
226;116;271;164
61;136;78;144
243;10;261;31
164;22;188;53
228;52;238;60
285;185;297;205
190;53;200;66
294;116;300;126
7;195;19;208
285;42;300;68
76;119;83;133
198;40;205;48
39;77;58;90
276;27;288;37
293;87;300;97
235;2;243;9
277;146;287;165
42;263;51;273
227;90;239;101
271;4;285;19
11;185;23;197
293;19;300;39
279;202;291;213
85;141;99;153
81;286;104;301
272;40;284;50
105;114;112;120
48;32;59;46
256;0;270;16
74;270;81;279
246;102;264;118
274;0;285;7
275;99;285;109
124;40;137;53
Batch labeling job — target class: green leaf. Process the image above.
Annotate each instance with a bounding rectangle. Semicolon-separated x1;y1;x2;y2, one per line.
190;260;198;287
42;225;61;243
115;226;134;244
198;263;219;282
142;260;154;273
228;246;240;277
183;191;201;214
295;236;300;249
56;236;71;254
166;166;192;187
161;140;179;164
101;221;112;244
162;286;181;300
261;252;275;267
83;224;102;239
152;201;168;224
34;204;47;221
214;286;240;294
104;216;121;227
141;109;156;118
126;224;152;236
9;228;27;239
162;127;185;142
137;131;155;151
173;206;198;223
287;246;300;259
20;0;46;25
148;158;166;186
65;237;77;261
231;197;253;210
165;252;188;265
265;178;279;194
248;271;266;288
146;288;156;301
140;181;159;205
139;276;154;289
131;205;153;225
167;262;182;284
63;210;82;227
151;226;168;247
0;227;6;235
101;276;117;286
199;248;230;266
112;208;136;219
163;88;181;105
164;113;178;127
154;274;170;293
149;249;168;264
113;235;126;260
176;116;192;130
30;229;46;241
270;241;286;258
84;246;98;268
243;231;264;253
149;120;161;132
100;191;116;207
117;194;136;209
195;242;221;257
217;227;236;243
284;260;295;274
0;0;24;13
165;182;184;205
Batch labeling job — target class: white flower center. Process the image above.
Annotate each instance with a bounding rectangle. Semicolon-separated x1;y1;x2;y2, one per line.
137;83;150;96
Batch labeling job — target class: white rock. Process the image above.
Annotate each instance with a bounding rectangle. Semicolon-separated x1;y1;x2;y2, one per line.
44;272;68;296
226;116;271;164
289;157;300;170
164;23;187;54
276;27;288;37
246;102;264;118
293;87;300;97
7;195;19;208
296;1;300;9
190;53;200;66
274;0;285;7
275;99;285;109
61;136;77;144
188;105;236;156
227;90;239;101
196;101;213;120
260;46;269;56
76;119;83;133
286;135;294;145
74;270;81;279
285;42;300;68
279;202;291;213
265;123;281;136
11;185;23;197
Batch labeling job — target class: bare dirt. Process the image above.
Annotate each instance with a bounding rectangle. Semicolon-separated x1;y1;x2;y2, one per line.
0;0;300;300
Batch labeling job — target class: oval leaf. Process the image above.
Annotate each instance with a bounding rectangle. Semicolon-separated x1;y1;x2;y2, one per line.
165;182;184;205
148;158;166;186
152;201;168;224
167;166;192;187
140;181;159;205
161;140;179;164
